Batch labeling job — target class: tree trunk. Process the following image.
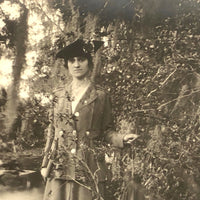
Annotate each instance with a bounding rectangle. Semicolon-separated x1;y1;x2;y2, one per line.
5;5;28;140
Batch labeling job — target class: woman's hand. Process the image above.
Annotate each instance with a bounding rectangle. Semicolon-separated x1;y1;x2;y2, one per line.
123;134;139;144
40;167;48;181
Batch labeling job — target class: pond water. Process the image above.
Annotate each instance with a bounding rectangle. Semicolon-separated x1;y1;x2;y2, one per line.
0;171;45;200
0;188;44;200
0;152;45;200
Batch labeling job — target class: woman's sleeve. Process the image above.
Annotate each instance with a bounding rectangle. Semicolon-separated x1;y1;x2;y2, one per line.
41;106;55;168
103;94;125;148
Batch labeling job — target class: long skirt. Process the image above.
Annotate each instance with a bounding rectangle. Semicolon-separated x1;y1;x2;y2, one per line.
43;178;92;200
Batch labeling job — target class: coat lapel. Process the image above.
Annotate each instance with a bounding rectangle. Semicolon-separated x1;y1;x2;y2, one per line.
74;84;98;113
63;84;72;115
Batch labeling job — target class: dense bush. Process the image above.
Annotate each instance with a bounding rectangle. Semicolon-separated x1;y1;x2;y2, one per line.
95;1;200;199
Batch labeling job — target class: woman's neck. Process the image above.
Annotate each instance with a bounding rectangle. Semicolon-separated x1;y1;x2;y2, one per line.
71;78;91;99
72;77;91;89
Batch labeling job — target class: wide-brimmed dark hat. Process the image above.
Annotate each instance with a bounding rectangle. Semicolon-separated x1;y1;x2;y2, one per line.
56;39;104;60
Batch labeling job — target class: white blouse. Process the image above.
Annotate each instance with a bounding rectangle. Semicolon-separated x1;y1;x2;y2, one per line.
71;83;90;113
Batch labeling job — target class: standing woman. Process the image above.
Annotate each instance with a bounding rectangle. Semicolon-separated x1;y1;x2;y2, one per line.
41;39;137;200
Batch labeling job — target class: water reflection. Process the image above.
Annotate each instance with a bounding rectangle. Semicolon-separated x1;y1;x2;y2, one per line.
0;170;44;200
0;152;44;200
0;188;43;200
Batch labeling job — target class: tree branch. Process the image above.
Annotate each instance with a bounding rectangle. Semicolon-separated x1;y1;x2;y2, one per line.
34;1;65;35
157;89;200;110
160;67;177;86
18;0;65;35
147;66;177;97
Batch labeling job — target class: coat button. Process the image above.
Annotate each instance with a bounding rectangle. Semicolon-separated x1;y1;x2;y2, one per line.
71;148;76;154
84;100;88;104
74;112;79;117
80;143;84;147
85;131;90;136
72;130;77;136
59;130;64;136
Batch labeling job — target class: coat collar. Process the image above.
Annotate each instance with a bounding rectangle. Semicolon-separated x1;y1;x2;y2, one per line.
65;82;98;113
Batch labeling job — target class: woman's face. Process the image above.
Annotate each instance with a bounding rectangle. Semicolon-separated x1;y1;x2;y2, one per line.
67;56;89;79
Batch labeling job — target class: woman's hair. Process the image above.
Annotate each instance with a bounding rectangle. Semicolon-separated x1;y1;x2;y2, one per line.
64;54;93;70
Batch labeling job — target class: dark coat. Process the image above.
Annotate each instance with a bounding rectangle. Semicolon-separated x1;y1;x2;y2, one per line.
42;83;124;183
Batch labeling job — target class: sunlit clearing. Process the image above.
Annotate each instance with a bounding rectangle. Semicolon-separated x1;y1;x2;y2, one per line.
0;57;13;75
19;90;29;100
21;66;36;80
0;1;21;20
0;75;12;88
0;18;6;31
26;2;64;46
19;81;30;99
28;11;45;45
0;57;13;88
25;50;38;68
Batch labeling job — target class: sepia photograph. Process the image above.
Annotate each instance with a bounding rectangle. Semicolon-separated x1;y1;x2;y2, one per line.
0;0;200;200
